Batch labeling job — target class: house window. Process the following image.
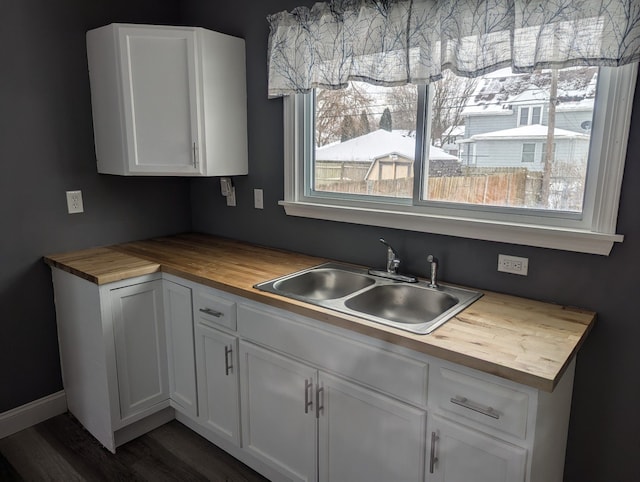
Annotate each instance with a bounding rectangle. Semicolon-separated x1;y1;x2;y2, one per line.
518;105;543;126
282;64;637;255
521;143;536;162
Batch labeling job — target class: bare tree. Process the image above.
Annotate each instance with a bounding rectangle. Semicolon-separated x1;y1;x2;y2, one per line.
315;83;372;147
385;84;418;132
430;71;478;146
383;72;477;143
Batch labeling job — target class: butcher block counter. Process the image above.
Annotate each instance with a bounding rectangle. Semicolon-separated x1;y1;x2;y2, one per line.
44;232;595;392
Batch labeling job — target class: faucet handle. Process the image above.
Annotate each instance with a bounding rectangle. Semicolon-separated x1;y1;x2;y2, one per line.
427;254;439;288
379;238;400;274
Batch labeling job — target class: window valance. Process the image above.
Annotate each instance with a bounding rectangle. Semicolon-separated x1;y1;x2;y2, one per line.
267;0;640;98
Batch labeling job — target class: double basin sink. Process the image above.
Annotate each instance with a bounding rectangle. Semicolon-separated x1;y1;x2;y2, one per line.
254;262;482;335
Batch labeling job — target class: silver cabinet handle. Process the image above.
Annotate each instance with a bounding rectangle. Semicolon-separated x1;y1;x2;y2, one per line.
429;431;439;474
224;345;233;376
199;307;223;318
450;396;500;419
192;142;197;168
315;383;324;418
304;379;313;414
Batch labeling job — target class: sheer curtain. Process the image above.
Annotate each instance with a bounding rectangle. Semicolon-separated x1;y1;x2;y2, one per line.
267;0;640;98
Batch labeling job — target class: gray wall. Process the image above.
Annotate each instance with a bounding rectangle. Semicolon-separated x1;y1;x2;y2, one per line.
3;0;639;481
183;1;640;481
0;0;191;412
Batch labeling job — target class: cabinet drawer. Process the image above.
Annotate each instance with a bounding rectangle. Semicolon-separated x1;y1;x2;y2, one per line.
194;288;237;331
238;303;428;407
431;366;530;440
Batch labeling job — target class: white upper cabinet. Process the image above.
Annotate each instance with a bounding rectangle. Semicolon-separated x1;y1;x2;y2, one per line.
87;24;248;176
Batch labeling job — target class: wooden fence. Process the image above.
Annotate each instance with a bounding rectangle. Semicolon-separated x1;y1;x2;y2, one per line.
316;166;584;211
316;170;535;207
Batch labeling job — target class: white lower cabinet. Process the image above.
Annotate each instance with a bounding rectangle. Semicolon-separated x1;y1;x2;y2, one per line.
51;269;174;452
50;267;575;481
163;280;197;417
195;322;240;446
239;340;426;482
428;414;527;482
240;341;317;482
110;279;169;421
318;372;426;482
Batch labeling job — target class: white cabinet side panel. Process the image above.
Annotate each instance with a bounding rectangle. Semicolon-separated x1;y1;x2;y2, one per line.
51;268;115;451
200;29;248;175
87;26;127;175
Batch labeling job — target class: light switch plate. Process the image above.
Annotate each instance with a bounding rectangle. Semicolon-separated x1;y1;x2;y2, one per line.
254;189;264;209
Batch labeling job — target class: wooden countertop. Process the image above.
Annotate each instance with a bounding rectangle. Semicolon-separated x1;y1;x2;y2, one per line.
44;233;595;392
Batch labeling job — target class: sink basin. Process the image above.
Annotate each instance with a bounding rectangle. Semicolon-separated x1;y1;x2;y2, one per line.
254;262;482;335
273;267;375;300
344;284;458;325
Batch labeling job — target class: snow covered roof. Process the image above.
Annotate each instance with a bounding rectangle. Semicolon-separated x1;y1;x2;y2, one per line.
315;129;458;162
465;124;591;141
462;67;597;117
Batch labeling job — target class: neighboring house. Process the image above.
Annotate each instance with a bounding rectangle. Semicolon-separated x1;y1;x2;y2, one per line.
315;129;459;181
459;67;596;169
458;125;590;171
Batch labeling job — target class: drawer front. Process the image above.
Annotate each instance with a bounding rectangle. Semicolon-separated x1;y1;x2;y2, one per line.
431;366;530;440
237;303;428;407
193;288;237;331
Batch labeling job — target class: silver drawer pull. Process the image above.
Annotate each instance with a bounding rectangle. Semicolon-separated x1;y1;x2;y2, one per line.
199;307;223;318
450;396;500;419
224;345;233;376
429;431;439;474
304;379;313;414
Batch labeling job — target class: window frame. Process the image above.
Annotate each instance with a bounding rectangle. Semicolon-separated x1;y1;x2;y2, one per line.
521;143;536;163
518;105;544;126
280;64;638;255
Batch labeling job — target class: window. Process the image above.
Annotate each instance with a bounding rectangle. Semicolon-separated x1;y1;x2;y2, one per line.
518;106;543;126
521;143;536;163
281;64;637;255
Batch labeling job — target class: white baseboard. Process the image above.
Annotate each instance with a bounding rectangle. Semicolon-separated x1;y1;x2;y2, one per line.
0;391;67;439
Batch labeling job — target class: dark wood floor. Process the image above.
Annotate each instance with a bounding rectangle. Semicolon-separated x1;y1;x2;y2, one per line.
0;413;268;481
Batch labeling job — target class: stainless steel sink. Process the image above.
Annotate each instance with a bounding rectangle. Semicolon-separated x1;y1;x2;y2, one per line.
255;263;482;335
344;284;458;325
273;267;375;300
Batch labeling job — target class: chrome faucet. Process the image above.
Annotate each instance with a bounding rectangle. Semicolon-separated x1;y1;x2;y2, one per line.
379;238;400;274
427;254;439;288
368;238;418;283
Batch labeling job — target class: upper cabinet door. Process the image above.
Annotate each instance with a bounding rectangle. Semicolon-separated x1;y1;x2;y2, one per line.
87;24;248;177
118;26;201;175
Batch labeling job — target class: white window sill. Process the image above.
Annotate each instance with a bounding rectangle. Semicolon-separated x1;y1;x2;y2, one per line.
280;200;623;255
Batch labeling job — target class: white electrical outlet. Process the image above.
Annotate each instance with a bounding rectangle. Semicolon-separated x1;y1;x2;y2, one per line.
254;189;264;209
498;254;528;276
66;190;84;214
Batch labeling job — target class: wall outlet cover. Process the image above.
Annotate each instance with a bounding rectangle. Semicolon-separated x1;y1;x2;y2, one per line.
66;190;84;214
498;254;528;276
